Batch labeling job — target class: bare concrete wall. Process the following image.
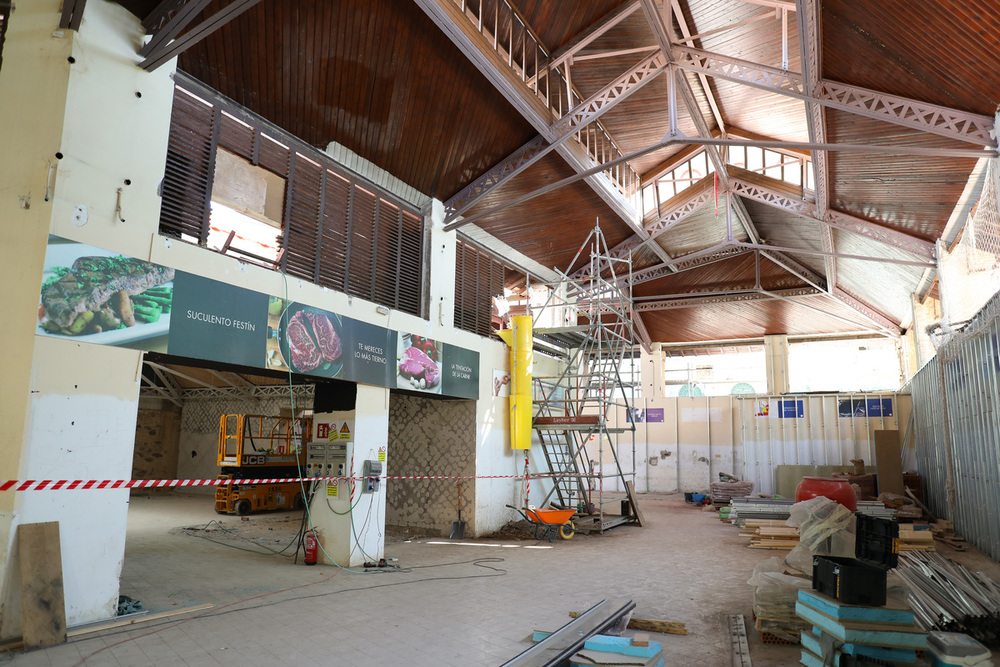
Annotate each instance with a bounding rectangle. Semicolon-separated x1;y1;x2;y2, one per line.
386;393;476;535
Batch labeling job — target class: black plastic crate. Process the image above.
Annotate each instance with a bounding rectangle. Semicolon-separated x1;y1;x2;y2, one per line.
811;514;899;606
812;555;889;606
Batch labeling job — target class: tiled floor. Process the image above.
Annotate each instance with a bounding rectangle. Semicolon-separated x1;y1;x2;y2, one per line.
3;493;999;666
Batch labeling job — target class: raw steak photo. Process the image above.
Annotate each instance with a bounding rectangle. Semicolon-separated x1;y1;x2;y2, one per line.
287;310;322;372
306;311;342;363
282;307;343;373
398;345;440;388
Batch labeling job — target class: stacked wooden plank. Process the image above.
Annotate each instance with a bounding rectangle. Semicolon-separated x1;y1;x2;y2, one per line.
741;520;800;550
739;519;935;551
897;524;936;551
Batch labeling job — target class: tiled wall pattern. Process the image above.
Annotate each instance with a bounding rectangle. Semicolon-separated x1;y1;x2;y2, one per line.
386;393;476;535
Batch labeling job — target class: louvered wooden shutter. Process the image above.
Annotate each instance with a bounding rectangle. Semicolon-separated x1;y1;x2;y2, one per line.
159;87;216;242
158;78;425;317
454;240;506;337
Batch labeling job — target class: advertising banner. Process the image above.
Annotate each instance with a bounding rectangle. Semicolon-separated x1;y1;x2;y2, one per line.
37;236;479;399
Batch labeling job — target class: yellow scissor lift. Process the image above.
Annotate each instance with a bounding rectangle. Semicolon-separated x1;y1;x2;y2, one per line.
215;414;312;515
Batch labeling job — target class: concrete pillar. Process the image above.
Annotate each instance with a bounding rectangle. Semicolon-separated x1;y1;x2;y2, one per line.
763;334;790;395
427;199;457;330
310;384;389;567
640;343;665;400
0;0;175;637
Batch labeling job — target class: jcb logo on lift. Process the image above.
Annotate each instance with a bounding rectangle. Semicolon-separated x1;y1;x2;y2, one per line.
241;455;267;466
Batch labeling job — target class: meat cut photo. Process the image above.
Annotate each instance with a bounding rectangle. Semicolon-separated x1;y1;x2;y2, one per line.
277;303;344;375
397;333;441;392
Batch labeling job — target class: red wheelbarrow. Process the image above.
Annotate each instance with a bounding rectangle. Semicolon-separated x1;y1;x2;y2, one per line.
506;505;577;542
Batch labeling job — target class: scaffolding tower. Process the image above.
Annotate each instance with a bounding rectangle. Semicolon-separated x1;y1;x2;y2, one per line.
529;224;642;533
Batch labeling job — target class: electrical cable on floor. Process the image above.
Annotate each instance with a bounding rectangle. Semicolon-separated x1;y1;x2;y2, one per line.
67;557;506;666
279;270;372;575
181;522;300;558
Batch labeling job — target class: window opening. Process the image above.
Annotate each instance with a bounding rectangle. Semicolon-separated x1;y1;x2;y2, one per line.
157;78;425;317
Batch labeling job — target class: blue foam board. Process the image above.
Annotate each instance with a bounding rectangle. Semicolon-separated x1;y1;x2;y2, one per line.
795;602;927;649
798;589;914;625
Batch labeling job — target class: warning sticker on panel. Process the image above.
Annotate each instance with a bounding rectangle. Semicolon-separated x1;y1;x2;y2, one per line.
378;446;387;463
327;480;339;498
339;424;351;440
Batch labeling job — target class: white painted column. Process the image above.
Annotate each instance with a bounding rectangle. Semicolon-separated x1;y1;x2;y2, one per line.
427;199;457;330
640;343;664;400
310;385;389;567
0;0;175;638
764;334;790;395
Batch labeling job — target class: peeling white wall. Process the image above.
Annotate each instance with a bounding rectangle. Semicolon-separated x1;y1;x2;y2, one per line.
14;337;140;630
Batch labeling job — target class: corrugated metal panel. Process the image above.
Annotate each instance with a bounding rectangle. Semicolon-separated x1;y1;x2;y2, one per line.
909;295;1000;560
822;0;1000;117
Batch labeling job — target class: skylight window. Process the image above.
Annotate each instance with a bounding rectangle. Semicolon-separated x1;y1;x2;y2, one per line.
641;144;812;219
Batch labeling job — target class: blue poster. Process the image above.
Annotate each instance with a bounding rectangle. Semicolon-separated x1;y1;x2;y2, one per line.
838;398;893;417
777;399;804;418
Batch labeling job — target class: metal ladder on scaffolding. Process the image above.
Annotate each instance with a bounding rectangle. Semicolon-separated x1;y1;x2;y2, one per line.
530;223;642;533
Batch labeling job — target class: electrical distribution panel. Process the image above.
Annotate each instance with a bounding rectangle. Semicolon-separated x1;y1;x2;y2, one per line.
305;441;348;479
362;460;383;493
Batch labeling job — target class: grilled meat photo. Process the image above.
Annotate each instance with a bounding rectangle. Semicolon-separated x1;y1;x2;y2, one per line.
40;256;175;332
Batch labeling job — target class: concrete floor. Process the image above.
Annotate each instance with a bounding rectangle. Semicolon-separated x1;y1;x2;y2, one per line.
2;492;998;666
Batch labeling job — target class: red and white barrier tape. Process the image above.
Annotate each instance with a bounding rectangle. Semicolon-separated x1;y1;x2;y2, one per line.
0;472;596;492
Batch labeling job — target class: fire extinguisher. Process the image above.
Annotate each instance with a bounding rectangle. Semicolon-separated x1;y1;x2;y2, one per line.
304;530;318;566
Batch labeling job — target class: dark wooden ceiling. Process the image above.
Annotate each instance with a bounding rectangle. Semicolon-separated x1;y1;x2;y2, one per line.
111;0;998;346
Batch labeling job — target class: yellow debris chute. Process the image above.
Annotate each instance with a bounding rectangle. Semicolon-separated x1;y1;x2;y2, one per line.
497;314;533;450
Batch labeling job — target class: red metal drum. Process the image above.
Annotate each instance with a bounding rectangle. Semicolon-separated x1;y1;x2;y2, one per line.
794;476;857;511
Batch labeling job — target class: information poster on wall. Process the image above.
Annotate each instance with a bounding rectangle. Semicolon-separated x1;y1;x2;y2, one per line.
838;397;894;417
36;236;479;399
754;399;804;418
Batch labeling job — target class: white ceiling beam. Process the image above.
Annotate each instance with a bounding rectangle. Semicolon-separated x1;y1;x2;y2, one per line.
795;0;835;292
539;1;642;74
760;250;900;334
642;0;765;256
728;177;935;259
668;0;727;135
444;50;668;223
417;0;647;242
634;286;821;311
672;45;996;147
140;372;184;407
